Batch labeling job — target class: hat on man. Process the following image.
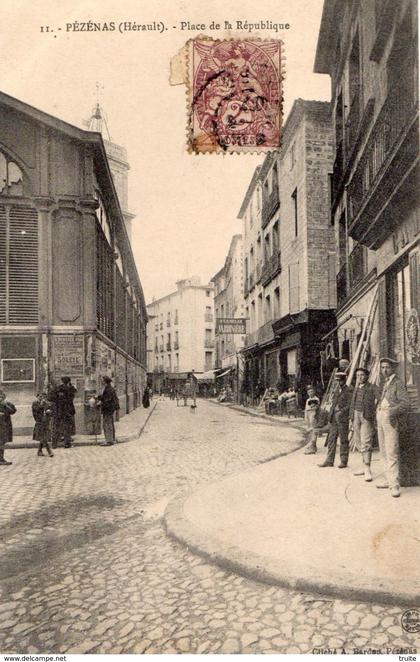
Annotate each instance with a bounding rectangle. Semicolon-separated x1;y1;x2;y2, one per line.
334;371;347;380
103;376;112;384
379;357;398;366
355;367;370;375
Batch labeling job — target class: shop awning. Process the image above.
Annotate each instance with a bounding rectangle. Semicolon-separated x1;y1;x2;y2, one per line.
216;367;234;378
193;370;216;382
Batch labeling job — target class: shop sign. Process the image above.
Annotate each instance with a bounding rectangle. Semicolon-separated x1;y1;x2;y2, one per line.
52;335;84;376
1;358;35;383
216;318;246;334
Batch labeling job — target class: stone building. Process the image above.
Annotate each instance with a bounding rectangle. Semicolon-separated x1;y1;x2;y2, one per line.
211;234;246;397
239;100;336;399
0;91;148;434
314;0;419;484
146;277;215;392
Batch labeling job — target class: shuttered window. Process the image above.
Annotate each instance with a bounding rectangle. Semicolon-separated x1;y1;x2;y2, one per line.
0;204;38;324
96;223;115;341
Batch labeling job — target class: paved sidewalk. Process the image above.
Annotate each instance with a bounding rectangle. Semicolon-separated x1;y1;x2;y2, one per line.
5;401;157;449
165;441;420;607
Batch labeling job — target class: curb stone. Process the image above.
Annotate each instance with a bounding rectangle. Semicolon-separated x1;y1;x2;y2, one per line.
164;489;418;608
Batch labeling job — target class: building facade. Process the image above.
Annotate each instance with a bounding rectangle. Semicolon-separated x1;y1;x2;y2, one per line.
0;91;148;434
146;276;215;391
211;234;246;396
314;0;419;484
239;100;336;400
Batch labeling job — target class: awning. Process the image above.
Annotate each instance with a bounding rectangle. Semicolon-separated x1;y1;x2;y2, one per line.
193;370;216;382
216;367;234;378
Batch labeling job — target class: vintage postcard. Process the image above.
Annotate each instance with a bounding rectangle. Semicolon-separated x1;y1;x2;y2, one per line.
0;0;419;658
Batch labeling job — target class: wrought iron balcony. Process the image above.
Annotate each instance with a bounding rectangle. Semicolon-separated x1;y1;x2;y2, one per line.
255;261;262;284
348;243;368;289
347;59;418;247
336;263;348;310
262;185;280;229
261;251;282;286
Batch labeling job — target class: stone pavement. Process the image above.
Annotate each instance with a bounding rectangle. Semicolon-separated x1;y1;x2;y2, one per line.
0;400;418;654
5;400;157;449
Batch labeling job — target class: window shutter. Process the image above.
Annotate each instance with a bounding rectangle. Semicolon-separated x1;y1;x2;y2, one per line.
8;206;38;324
377;275;388;358
0;206;6;323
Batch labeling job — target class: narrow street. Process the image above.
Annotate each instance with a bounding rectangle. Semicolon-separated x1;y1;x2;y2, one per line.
0;401;415;654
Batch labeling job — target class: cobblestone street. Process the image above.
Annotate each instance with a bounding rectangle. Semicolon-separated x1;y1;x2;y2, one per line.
0;400;418;654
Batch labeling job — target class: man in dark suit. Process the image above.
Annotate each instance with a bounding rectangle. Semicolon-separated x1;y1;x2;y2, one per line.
350;367;378;482
98;376;120;446
319;372;353;468
50;376;77;448
376;357;410;498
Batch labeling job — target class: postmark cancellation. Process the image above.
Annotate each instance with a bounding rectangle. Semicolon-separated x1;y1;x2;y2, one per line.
186;38;284;154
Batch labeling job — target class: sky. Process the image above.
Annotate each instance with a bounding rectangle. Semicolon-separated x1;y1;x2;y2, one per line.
1;0;330;303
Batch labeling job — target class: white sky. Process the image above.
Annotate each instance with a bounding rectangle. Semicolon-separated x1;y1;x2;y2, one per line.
1;0;330;302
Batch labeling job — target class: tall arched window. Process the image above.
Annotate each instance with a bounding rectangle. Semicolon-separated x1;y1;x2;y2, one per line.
0;151;24;196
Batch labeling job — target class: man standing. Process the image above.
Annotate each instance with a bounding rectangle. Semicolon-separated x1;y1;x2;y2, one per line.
319;372;353;468
350;367;378;482
0;390;16;466
98;376;120;446
376;357;410;498
51;376;77;448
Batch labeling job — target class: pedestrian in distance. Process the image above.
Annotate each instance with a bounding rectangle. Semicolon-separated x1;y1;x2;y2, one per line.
375;357;410;498
142;385;151;409
50;376;77;448
318;372;353;468
32;393;54;457
98;376;120;446
350;367;378;482
303;385;321;454
0;390;16;466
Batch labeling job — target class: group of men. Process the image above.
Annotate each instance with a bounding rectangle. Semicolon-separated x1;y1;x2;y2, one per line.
0;375;122;465
304;357;411;498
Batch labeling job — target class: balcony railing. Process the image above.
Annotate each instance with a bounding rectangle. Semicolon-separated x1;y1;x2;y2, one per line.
261;251;282;286
344;95;360;163
173;341;179;350
166;342;171;351
159;344;164;352
205;312;213;322
331;139;344;205
204;339;215;348
255;261;262;284
262;185;280;228
348;243;368;289
336;263;348;309
347;60;418;245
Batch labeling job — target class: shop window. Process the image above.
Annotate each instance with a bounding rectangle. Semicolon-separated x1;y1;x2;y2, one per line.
387;256;420;412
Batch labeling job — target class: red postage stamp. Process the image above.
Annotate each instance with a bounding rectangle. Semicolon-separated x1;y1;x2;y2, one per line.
188;38;283;154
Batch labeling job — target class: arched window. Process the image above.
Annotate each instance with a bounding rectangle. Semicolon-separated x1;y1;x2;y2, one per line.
0;151;24;196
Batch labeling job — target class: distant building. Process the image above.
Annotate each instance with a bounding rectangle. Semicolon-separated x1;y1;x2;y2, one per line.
211;234;245;397
0;91;148;434
239;100;336;398
146;277;215;392
314;0;419;484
